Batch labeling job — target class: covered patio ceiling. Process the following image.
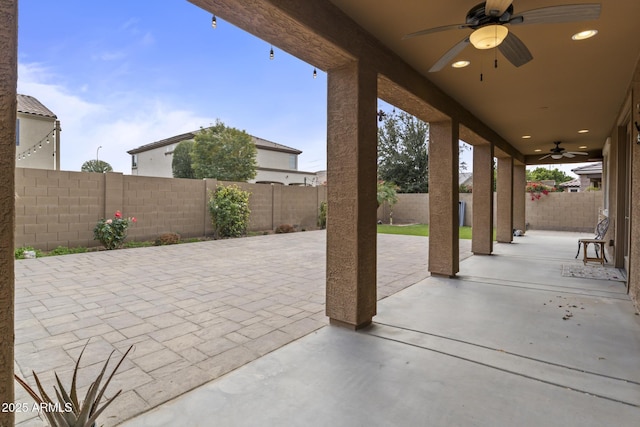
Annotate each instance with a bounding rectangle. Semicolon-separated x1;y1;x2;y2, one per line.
329;0;640;165
192;0;640;165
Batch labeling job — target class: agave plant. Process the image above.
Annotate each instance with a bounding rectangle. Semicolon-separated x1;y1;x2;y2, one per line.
14;343;133;427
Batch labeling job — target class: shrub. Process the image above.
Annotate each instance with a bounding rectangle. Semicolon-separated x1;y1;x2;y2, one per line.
48;246;87;256
93;210;137;250
14;246;43;259
154;232;181;246
275;224;295;234
208;185;251;238
318;201;327;229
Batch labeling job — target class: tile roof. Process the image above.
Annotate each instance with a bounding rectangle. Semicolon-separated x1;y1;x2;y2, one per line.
17;94;57;119
571;162;602;175
127;128;302;155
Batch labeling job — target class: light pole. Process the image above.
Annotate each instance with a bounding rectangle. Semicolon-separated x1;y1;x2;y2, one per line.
96;146;102;163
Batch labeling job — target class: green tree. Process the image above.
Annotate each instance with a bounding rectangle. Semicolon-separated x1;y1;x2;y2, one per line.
191;121;257;181
377;111;429;193
526;167;573;184
81;159;113;173
172;140;196;178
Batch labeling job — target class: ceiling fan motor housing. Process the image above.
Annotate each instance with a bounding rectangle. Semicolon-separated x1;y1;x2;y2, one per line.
466;2;514;28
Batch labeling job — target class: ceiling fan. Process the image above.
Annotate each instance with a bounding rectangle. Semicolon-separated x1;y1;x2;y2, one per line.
539;141;588;160
404;1;601;72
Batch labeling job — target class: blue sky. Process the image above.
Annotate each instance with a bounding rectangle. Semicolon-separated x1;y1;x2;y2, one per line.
18;1;328;174
18;1;581;178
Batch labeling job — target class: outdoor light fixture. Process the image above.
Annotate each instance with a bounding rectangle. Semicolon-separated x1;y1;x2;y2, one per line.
269;46;274;60
451;60;470;68
313;68;317;79
572;29;597;41
469;25;508;50
211;15;217;29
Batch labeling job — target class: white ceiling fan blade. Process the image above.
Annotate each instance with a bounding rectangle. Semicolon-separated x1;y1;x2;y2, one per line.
403;23;470;40
485;0;513;17
564;152;576;158
538;154;552;161
511;4;601;26
429;37;470;72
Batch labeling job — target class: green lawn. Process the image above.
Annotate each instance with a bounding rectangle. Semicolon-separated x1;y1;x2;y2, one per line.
377;224;482;240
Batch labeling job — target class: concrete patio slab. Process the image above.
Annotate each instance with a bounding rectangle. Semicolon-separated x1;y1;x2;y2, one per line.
118;231;640;427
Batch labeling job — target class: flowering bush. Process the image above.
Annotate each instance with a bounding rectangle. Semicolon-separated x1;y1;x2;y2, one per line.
93;210;137;249
526;182;559;201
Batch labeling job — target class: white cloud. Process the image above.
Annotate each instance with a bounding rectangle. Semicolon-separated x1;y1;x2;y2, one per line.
18;61;213;174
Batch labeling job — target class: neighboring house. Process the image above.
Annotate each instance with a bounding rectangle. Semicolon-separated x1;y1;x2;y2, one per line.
459;172;473;190
571;162;602;191
127;129;318;185
559;178;581;192
15;94;61;170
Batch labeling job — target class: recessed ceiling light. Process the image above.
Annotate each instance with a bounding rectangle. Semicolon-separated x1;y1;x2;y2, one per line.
572;30;598;41
578;129;589;133
522;135;532;139
579;146;588;149
534;149;542;152
451;60;470;68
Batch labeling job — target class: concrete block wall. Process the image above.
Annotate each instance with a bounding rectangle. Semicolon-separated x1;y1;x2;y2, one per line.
377;191;600;232
525;192;600;232
15;168;328;251
15;168;105;250
124;175;207;241
377;193;429;224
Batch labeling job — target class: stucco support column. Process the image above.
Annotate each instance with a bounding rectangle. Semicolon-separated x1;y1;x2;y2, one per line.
496;157;514;243
513;163;526;232
429;120;459;276
325;61;377;329
472;144;493;255
629;79;640;303
0;1;17;425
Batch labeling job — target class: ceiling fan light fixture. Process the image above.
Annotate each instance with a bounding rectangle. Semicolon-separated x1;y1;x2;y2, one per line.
551;154;563;160
572;29;598;41
451;60;470;68
469;25;508;50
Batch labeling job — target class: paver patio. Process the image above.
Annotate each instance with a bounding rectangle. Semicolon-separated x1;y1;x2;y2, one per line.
14;231;471;426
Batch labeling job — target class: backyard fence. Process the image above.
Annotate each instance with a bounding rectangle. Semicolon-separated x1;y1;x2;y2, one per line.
377;191;601;232
15;168;601;251
14;168;326;250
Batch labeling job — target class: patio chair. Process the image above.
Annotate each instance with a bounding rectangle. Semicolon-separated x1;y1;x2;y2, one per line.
575;216;610;265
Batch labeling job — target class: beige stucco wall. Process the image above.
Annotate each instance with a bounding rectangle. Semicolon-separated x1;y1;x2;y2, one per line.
254;168;318;185
130;144;175;177
15;113;57;170
256;149;294;170
15;168;327;250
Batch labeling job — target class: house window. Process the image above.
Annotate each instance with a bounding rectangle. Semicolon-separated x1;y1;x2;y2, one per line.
15;119;19;146
289;154;297;170
132;154;138;168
